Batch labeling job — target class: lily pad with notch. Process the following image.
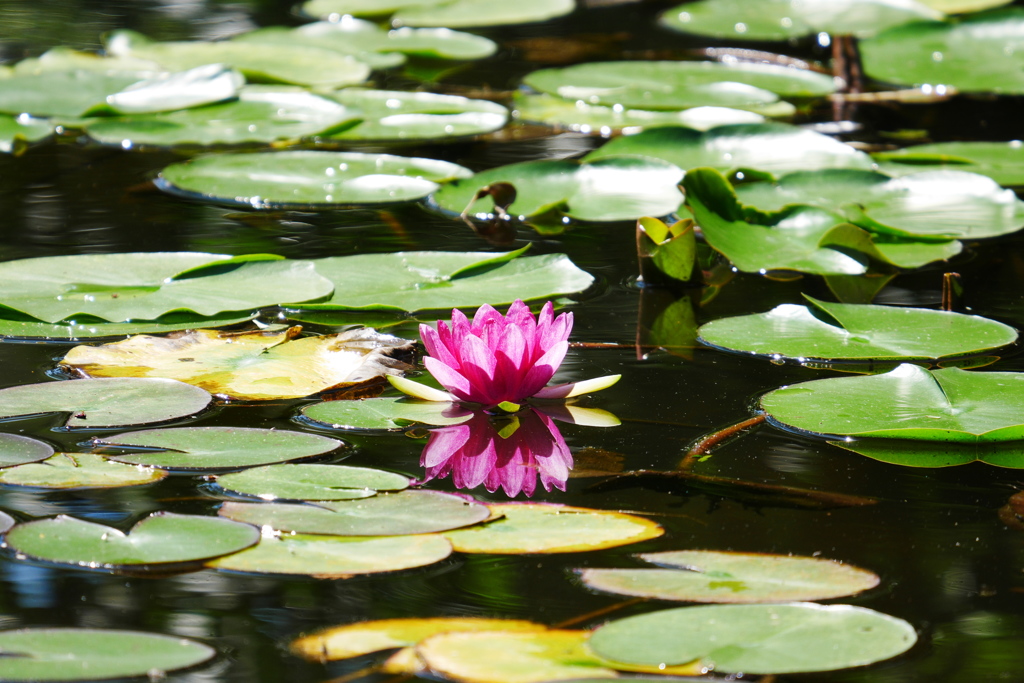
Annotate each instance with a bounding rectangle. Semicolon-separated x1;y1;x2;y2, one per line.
158;151;472;208
209;533;453;578
697;295;1018;362
587;603;918;674
0;628;216;682
578;549;880;603
0;378;211;429
0;453;167;489
61;326;414;401
3;511;260;571
301;396;474;431
92;427;343;471
215;463;409;501
219;489;491;535
441;503;664;554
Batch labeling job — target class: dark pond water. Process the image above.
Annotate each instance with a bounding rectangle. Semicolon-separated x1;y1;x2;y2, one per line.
3;0;1024;681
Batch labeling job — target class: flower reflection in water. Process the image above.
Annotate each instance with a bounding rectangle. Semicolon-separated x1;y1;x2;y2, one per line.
419;407;588;498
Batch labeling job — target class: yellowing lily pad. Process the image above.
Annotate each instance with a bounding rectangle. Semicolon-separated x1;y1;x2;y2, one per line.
579;550;880;603
215;463;409;501
209;533;452;578
0;453;167;489
291;618;546;662
219;490;491;535
0;378;212;429
442;503;664;554
93;427;343;471
60;326;414;401
3;512;260;571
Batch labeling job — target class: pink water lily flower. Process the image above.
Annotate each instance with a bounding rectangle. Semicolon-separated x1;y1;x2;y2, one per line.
389;300;619;409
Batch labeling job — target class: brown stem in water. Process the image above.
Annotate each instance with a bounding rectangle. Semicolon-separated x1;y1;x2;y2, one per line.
554;597;645;629
321;665;381;683
679;414;766;470
942;272;963;312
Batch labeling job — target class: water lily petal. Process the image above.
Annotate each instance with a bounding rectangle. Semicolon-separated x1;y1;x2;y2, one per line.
531;374;622;400
421;323;460;369
519;340;569;398
388;375;457;402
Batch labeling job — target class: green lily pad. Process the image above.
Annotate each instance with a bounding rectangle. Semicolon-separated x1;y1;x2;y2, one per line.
761;363;1024;441
3;512;260;570
431;156;684;223
11;47;160;76
579;550;880;603
861;8;1024;94
216;463;409;500
523;60;835;112
102;64;244;115
921;0;1012;11
319;89;508;142
0;252;333;323
293;250;594;311
832;438;1024;467
442;503;664;554
735;169;1024;240
584;123;873;175
61;326;414;401
0;453;167;488
93;427;343;470
874;141;1024;186
697;295;1018;361
159;151;471;208
301;396;473;431
291;618;546;661
393;0;574;27
209;533;452;577
0;628;215;682
219;490;491;535
0;378;211;429
587;603;918;674
0;114;52;153
0;71;141;118
0;312;258;341
513;93;770;133
0;433;54;467
235;19;496;62
84;87;360;148
105;29;371;88
659;0;942;41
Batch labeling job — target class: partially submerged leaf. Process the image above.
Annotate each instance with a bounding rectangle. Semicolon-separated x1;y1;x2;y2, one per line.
0;378;211;429
442;503;664;554
302;396;473;431
216;463;409;500
3;512;260;570
94;427;343;470
0;453;167;489
61;326;414;401
833;438;1024;468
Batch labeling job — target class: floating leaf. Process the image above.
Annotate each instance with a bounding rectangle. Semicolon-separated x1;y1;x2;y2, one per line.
513;94;769;133
587;603;918;674
397;0;574;27
3;512;260;570
0;434;54;467
874;141;1024;186
585;123;873;175
61;326;414;401
293;250;594;311
11;47;160;76
302;396;474;431
0;252;333;323
219;490;491;535
216;463;409;500
209;533;452;577
105;30;371;88
320;89;508;142
431;156;684;223
0;313;258;341
698;295;1017;362
0;378;211;429
861;8;1024;94
0;628;215;682
158;151;472;208
761;364;1024;441
523;61;835;112
85;87;360;148
101;63;243;115
0;453;167;489
291;618;546;662
833;438;1024;468
0;70;141;117
442;503;664;554
735;169;1024;240
93;427;343;470
659;0;943;41
579;550;880;603
0;114;52;153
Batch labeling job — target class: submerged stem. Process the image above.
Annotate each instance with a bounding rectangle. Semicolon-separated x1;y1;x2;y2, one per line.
679;414;766;469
